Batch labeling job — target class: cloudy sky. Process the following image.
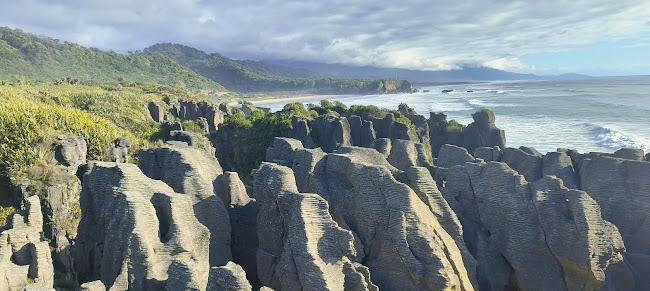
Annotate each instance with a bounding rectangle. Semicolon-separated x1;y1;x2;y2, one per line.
2;0;650;76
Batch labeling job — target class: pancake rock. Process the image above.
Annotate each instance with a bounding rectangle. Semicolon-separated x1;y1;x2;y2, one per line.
435;159;634;290
0;196;54;291
253;162;376;291
579;155;650;289
74;162;213;289
139;142;232;267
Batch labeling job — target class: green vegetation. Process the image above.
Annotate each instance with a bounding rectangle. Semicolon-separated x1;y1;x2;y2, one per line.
0;27;228;92
218;102;313;182
349;104;385;119
144;43;417;94
0;79;212;224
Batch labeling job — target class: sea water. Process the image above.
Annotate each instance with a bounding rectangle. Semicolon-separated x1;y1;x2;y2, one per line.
252;76;650;154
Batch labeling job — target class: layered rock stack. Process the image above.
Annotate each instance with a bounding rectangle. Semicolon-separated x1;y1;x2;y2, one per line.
0;196;54;291
3;105;648;290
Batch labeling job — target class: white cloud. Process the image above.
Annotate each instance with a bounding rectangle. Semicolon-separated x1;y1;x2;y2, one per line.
1;0;649;72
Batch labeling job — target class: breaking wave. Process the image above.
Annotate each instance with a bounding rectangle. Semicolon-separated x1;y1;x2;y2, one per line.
583;123;650;152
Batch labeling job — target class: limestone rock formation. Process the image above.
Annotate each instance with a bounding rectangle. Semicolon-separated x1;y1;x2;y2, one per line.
51;135;87;170
0;196;54;291
435;160;634;290
387;139;420;170
214;172;259;287
579;155;650;289
349;115;376;148
253;162;377;291
206;262;253;291
436;144;476;168
542;151;579;189
324;149;475;290
74;162;212;289
147;101;164;122
310;115;352;153
79;280;105;291
369;113;417;141
265;137;304;167
286;116;315;148
169;130;216;157
111;137;131;163
262;139;476;290
370;138;391;158
500;147;543;182
139;143;232;267
612;148;645;161
473;146;502;162
461;109;506;153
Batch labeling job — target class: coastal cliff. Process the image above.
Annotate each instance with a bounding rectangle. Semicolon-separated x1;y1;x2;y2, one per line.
1;95;648;290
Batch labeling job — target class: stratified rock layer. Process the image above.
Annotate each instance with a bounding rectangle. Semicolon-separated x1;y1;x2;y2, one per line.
435;160;634;290
74;162;212;289
0;196;54;291
253;162;376;291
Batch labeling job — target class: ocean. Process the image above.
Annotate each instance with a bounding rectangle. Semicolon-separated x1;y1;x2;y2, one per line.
252;76;650;154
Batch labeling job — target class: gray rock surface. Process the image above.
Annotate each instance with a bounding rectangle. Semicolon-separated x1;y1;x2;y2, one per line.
169;130;216;157
253;162;377;291
214;172;259;287
148;101;163;122
349;115;376;147
0;196;54;291
310;116;352;153
74;162;211;289
530;176;633;291
111;137;131;163
370;138;391;158
138;143;232;267
79;280;105;291
52;135;87;169
206;262;253;291
435;161;634;290
613;148;645;161
323;149;475;290
473;146;502;162
461;109;506;153
387;139;419;170
265;137;304;167
272;141;475;290
542;151;579;189
286;116;315;148
436;144;476;168
500;147;543;182
579;156;650;289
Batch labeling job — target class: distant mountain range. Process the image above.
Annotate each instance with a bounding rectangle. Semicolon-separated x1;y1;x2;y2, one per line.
266;60;590;83
0;26;588;95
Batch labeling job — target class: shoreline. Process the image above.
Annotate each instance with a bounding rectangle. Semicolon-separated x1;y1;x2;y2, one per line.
249;94;361;106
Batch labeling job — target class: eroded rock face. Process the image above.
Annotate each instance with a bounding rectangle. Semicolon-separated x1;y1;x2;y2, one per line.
436;144;476;168
500;147;543;182
0;196;54;291
138;143;232;267
542;151;579;189
349;115;376;148
52;135;87;170
310;115;352;153
461;109;506;153
253;162;376;291
261;138;476;290
74;162;212;289
435;160;634;290
579;156;650;289
286;116;315;148
214;172;259;288
325;149;475;290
